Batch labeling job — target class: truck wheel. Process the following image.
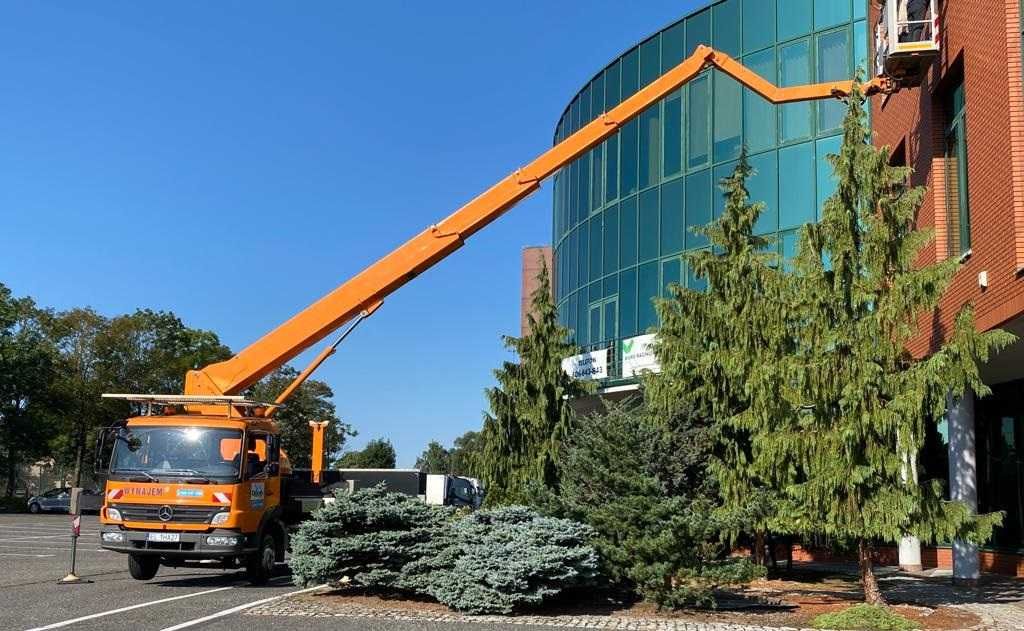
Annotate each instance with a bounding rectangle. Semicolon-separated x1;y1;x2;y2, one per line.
128;554;160;580
246;533;276;585
28;503;40;514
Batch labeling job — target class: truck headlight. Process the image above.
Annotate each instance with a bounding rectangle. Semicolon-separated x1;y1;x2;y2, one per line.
206;535;240;546
106;508;122;522
210;511;229;526
102;532;125;543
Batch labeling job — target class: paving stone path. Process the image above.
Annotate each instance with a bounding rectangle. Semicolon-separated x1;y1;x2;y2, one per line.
248;567;1024;630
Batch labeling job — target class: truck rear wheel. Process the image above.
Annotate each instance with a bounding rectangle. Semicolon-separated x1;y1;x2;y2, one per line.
128;554;160;580
246;533;276;585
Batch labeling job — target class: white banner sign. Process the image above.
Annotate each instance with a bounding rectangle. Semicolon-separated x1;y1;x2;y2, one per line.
561;349;608;380
621;334;660;378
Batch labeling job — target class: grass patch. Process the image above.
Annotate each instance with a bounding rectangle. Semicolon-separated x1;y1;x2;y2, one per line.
812;604;919;630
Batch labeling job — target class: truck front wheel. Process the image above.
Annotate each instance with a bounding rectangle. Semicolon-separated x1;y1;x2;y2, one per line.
128;554;160;580
246;533;276;585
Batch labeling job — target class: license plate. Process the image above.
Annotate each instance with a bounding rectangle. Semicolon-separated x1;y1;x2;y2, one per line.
147;532;180;543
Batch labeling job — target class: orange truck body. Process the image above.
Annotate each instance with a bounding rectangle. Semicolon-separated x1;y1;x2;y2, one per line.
97;46;891;580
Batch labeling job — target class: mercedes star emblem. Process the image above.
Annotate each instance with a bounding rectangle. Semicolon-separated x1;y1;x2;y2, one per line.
157;505;174;522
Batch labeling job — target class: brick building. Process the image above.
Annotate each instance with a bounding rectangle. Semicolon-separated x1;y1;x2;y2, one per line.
871;0;1024;581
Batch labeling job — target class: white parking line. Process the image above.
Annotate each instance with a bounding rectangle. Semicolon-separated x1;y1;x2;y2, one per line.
24;585;236;631
158;584;328;631
0;552;54;558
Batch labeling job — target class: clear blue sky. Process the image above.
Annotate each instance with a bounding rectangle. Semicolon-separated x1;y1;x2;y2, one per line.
0;1;701;467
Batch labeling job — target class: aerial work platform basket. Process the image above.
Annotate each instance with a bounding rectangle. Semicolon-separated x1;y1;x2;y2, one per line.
875;0;940;87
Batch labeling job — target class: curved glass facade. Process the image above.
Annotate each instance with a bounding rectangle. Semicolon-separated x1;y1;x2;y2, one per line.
553;0;868;382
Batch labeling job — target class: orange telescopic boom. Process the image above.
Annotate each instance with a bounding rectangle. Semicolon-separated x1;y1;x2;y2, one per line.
182;46;891;402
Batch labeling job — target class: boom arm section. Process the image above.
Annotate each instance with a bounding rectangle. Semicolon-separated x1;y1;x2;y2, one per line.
184;46;888;397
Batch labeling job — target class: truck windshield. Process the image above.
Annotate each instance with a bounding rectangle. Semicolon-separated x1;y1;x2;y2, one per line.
110;427;244;480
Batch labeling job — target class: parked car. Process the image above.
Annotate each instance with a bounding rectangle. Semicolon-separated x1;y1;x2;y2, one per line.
27;488;102;514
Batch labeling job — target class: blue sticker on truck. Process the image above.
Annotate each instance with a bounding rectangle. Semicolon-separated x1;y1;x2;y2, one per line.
176;488;203;498
250;483;264;509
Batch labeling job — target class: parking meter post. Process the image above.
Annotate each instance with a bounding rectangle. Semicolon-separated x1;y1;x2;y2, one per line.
58;489;92;584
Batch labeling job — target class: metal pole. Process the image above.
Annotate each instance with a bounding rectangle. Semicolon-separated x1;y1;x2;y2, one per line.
58;489;92;584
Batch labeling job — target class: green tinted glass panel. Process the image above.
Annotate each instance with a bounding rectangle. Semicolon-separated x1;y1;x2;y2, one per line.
618;268;638;337
579;85;591;129
604;204;619;275
713;0;741;57
620;195;638;266
621;48;639;99
780;40;812;142
620;119;639;196
661;177;684;255
639;188;659;261
685;169;712;249
639;106;661;189
567;230;577;290
816;135;842;213
662;21;686;72
854;0;866;20
817;28;850;132
779;141;815;229
664;91;683;177
743;0;776;53
687;74;711;168
579;218;589;285
743;48;777;153
578;152;591;217
605;136;619;201
592;74;605;115
589;215;602;280
566;293;576;342
604;274;617;299
576;291;588;344
662;258;681;297
603;300;617;342
686;9;711;55
815;0;850;30
714;70;742;162
592;146;603;211
854;19;867;74
781;230;799;271
778;0;812;41
589;305;601;346
640;35;661;87
605;61;622;108
749;150;779;234
637;261;659;332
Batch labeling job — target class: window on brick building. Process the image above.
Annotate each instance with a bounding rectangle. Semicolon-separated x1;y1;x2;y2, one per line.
945;80;970;257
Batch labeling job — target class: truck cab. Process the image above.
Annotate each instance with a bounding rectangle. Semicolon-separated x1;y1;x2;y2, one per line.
97;399;288;583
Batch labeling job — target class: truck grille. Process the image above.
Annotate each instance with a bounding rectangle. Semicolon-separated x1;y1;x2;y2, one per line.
114;503;220;524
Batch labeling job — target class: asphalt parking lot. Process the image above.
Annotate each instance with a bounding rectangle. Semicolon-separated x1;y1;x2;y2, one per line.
0;512;555;631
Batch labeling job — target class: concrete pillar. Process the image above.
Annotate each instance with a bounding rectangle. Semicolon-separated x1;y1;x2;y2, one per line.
947;388;979;584
898;442;923;571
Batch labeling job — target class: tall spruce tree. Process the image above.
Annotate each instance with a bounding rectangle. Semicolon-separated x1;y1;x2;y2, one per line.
479;261;591;505
649;150;795;563
775;85;1010;602
654;86;1012;604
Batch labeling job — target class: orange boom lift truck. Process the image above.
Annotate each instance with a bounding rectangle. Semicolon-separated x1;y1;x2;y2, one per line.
95;20;938;582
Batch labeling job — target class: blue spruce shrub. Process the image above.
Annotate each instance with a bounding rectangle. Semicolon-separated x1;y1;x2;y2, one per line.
289;485;453;588
411;506;600;614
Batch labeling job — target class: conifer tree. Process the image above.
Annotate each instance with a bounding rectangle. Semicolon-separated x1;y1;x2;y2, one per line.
479;261;591;505
656;85;1012;604
649;150;794;563
772;85;1010;602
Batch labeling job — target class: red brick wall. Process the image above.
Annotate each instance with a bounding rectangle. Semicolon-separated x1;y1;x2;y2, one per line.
745;544;1024;577
871;0;1024;350
521;246;553;336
